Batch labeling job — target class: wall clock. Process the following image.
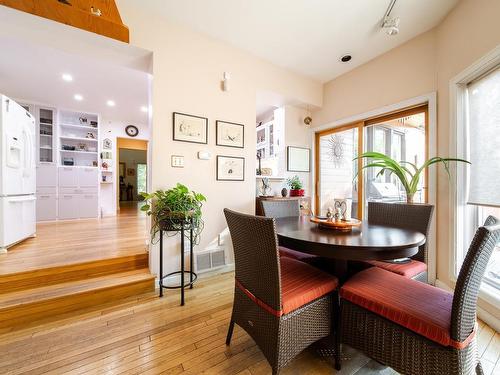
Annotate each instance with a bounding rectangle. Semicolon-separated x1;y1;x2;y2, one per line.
125;125;139;137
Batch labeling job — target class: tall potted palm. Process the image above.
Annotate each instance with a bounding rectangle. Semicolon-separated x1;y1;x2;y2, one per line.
355;152;470;203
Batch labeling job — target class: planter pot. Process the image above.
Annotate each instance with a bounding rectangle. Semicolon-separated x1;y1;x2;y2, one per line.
158;210;195;231
289;189;304;197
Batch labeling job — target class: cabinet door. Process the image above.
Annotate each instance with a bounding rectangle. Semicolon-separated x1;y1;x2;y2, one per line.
78;194;98;218
58;194;79;220
78;168;98;188
36;165;57;188
58;167;78;188
36;194;57;221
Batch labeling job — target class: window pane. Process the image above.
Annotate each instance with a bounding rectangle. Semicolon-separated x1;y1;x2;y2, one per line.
365;112;426;207
476;206;500;290
318;128;358;218
137;164;147;198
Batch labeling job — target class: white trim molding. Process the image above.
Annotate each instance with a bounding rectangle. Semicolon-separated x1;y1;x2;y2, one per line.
448;45;500;307
310;92;438;283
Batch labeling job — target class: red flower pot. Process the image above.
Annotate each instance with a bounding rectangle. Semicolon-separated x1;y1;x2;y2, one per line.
289;189;304;197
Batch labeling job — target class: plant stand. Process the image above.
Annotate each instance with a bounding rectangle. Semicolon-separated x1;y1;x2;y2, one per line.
158;217;197;306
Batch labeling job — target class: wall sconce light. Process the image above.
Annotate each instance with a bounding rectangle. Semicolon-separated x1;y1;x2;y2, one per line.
221;72;230;92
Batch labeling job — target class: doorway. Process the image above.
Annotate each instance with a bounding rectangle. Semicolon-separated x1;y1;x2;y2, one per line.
117;138;148;212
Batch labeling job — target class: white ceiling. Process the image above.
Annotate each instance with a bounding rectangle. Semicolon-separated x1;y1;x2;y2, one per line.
0;36;150;125
135;0;458;82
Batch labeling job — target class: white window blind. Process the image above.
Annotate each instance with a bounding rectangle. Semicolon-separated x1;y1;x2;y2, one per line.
467;67;500;208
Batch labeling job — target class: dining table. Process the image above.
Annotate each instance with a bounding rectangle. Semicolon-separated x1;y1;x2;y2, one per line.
275;216;426;282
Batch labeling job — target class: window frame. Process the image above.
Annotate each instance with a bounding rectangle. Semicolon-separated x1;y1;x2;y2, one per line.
449;45;500;308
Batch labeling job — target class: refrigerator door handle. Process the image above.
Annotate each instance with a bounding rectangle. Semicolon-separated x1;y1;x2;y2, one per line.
6;196;37;203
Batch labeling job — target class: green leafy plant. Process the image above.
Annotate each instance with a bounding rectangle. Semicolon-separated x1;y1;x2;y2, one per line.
355;151;470;203
286;175;303;190
140;183;206;244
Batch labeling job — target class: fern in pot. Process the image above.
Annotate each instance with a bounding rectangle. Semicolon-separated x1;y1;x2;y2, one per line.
140;183;206;244
355;152;470;203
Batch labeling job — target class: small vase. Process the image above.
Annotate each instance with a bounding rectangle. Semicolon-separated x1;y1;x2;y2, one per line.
281;188;288;197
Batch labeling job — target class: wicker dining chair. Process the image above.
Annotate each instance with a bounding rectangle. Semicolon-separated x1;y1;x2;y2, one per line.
260;199;318;263
365;201;434;282
224;209;340;374
339;215;500;375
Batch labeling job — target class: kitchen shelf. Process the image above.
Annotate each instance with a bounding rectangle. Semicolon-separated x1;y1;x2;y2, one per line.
60;136;98;142
101;169;113;173
58;165;98;169
40;146;53;150
60;149;98;154
255;176;286;180
100;181;113;184
60;123;98;131
40;134;53;137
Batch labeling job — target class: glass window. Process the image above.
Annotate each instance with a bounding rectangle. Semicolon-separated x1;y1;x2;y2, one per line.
137;164;147;198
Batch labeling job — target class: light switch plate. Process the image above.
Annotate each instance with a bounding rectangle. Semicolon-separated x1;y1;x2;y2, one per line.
197;151;212;160
171;155;184;168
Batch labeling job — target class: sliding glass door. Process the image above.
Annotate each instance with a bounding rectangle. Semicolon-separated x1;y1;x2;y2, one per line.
315;105;428;218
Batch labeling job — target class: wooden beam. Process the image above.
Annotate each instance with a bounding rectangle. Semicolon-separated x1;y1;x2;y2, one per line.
0;0;129;43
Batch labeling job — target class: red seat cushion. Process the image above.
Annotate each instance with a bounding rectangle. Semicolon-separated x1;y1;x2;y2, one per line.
279;246;318;262
235;257;338;316
366;259;427;278
280;257;338;314
340;267;474;349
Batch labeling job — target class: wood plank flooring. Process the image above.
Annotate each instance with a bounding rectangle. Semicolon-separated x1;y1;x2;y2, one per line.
0;202;148;275
0;271;497;375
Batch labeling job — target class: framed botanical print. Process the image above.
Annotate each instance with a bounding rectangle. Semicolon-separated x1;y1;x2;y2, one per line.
216;155;245;181
287;146;310;172
216;120;244;148
173;112;208;144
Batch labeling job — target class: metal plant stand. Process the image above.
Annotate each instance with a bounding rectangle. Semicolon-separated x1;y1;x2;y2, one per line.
158;217;197;306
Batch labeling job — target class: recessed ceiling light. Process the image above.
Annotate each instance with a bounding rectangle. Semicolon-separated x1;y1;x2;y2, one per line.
140;106;148;113
62;73;73;82
340;54;352;63
107;100;116;107
74;94;83;101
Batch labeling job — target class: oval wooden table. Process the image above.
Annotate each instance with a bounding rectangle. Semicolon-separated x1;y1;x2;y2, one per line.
275;216;426;282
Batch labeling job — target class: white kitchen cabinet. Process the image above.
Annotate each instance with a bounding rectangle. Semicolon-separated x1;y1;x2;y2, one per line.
78;167;98;188
36;194;57;221
58;167;78;188
36;165;57;188
58;194;79;220
78;194;98;218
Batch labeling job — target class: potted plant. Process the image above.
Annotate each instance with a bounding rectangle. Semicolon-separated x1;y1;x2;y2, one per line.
355;152;470;203
140;183;206;244
287;175;305;197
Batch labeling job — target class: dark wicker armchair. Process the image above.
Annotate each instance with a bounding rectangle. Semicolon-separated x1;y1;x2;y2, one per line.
340;215;500;375
366;201;434;282
224;209;340;374
260;199;317;263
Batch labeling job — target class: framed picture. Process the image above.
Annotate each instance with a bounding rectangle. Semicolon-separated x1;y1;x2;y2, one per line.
127;168;135;177
102;138;112;150
287;146;310;172
173;112;208;144
216;120;244;148
216;155;245;181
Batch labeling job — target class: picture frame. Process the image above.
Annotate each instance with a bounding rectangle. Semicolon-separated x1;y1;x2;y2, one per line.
216;120;244;148
173;112;208;144
287;146;310;172
216;155;245;181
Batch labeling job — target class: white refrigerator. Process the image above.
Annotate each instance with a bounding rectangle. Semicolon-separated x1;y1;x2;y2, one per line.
0;95;36;253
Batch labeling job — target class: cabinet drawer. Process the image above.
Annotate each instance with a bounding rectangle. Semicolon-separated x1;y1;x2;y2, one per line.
58;167;78;188
36;165;57;188
78;168;98;188
58;194;79;220
78;194;98;218
37;186;57;195
36;194;57;221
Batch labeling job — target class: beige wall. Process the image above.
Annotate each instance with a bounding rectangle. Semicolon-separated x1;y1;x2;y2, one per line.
313;0;500;316
117;1;322;274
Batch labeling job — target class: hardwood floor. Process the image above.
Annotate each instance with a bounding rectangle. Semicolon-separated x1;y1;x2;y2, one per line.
0;202;154;331
0;202;148;275
0;271;497;375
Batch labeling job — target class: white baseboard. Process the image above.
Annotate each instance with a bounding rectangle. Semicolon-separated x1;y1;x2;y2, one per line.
435;279;499;332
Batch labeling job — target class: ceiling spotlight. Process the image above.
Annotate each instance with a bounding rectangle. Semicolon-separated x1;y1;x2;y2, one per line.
107;100;116;107
340;54;352;63
74;94;83;101
140;106;148;113
62;73;73;82
382;16;400;36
